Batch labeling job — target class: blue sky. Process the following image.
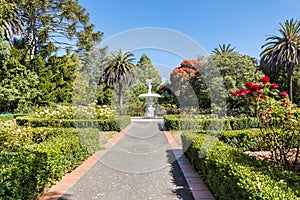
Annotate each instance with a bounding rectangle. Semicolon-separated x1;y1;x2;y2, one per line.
79;0;300;80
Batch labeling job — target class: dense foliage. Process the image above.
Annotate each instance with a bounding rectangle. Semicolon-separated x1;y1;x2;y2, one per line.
0;128;101;199
182;133;300;200
232;76;300;172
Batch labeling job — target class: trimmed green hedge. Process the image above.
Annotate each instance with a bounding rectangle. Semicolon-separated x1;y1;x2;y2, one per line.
15;116;131;131
0;127;102;152
220;129;264;151
0;114;27;122
182;133;300;199
164;115;258;131
194;129;264;151
0;128;101;199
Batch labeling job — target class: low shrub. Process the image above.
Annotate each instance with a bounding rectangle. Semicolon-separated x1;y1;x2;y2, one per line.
182;133;300;200
0;129;102;199
34;104;115;120
16;116;131;131
220;129;264;151
0;127;52;151
0;114;27;122
164;115;258;131
0;127;102;152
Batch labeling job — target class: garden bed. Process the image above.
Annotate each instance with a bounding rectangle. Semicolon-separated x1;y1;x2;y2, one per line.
182;132;300;199
15;116;131;131
244;149;300;175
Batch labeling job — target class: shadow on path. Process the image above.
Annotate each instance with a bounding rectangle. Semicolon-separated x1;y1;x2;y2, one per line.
167;150;194;200
58;121;194;200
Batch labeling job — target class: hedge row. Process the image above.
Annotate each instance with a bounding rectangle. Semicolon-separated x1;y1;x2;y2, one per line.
164;115;258;131
220;129;264;151
182;132;300;199
0;127;102;152
193;129;264;151
0;128;101;199
15;116;131;131
0;114;27;122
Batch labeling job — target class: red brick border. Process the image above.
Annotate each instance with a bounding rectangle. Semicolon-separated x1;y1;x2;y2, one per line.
38;124;214;200
38;124;132;200
164;131;215;200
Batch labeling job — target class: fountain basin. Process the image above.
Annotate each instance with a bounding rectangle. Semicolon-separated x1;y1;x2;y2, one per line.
138;93;161;98
138;80;161;118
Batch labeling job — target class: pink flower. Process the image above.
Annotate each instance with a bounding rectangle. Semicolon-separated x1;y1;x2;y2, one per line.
240;89;251;96
280;92;288;98
261;76;270;84
271;83;278;89
255;98;260;102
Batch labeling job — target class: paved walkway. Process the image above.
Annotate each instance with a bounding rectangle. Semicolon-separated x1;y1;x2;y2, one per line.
39;120;214;200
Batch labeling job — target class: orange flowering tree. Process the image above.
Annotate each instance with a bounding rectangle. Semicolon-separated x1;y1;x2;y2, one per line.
158;60;210;113
232;76;300;172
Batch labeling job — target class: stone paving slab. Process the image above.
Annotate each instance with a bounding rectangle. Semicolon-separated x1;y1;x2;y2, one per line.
38;121;215;200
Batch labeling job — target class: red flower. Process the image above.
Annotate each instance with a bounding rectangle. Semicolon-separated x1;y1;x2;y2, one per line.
287;111;292;115
261;94;265;99
252;84;260;91
231;91;238;96
159;84;165;90
281;102;288;106
181;60;192;67
245;82;253;89
271;83;278;89
280;92;288;98
240;89;251;96
261;76;270;84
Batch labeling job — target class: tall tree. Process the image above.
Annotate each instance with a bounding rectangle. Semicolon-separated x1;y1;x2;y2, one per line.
0;0;102;59
260;18;300;103
104;50;136;109
0;28;39;112
0;0;24;42
210;51;263;114
136;53;161;89
212;43;236;55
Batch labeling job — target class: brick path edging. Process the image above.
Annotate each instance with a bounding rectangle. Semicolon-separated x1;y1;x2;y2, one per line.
164;131;215;200
38;124;132;200
38;124;215;200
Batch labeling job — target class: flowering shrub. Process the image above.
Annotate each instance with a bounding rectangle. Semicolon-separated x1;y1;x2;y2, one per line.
232;76;300;172
170;60;201;84
34;103;115;120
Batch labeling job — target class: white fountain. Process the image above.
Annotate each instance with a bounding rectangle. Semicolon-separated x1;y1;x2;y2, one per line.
138;79;161;118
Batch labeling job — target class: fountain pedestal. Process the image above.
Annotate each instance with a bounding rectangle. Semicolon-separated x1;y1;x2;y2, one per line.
138;80;161;118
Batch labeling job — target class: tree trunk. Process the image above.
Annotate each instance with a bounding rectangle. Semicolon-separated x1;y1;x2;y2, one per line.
118;82;123;113
28;11;36;60
287;66;293;103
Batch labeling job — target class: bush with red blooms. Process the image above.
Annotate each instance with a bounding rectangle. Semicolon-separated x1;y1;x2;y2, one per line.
170;60;201;85
232;76;300;172
158;60;210;113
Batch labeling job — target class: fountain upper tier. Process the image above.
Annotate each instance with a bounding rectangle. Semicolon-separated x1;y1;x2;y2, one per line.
138;79;161;98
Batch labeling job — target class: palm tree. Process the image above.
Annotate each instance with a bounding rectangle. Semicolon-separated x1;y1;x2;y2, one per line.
0;1;24;43
260;18;300;103
212;43;236;55
104;49;136;110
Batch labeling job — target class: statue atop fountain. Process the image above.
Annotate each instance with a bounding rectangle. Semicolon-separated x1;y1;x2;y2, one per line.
138;79;161;118
146;79;152;94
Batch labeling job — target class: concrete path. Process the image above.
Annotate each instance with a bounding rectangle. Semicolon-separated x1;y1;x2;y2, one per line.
39;120;214;200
